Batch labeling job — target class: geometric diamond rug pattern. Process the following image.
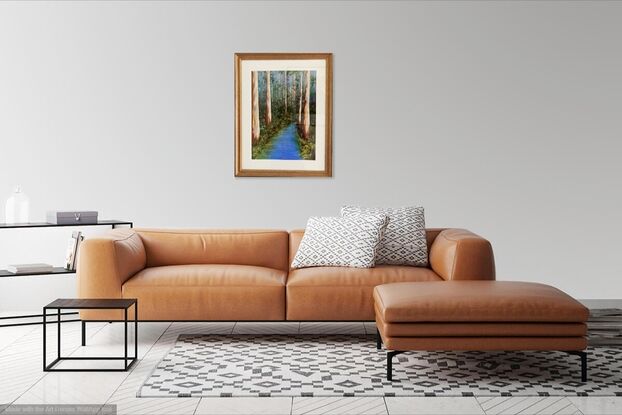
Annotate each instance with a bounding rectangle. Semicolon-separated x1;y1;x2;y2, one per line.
138;334;622;398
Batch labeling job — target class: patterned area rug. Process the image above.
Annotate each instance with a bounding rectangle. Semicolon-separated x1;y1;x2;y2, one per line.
138;334;622;397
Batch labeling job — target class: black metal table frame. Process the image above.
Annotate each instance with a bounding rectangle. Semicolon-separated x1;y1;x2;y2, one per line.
43;301;138;372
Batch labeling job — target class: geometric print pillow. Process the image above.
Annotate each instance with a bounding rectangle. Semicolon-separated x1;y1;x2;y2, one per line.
341;205;428;267
291;214;389;269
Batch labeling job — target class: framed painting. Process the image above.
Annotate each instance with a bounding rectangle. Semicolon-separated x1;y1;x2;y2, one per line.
235;53;332;177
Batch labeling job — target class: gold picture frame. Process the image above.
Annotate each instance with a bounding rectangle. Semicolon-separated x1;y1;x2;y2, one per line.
235;53;332;177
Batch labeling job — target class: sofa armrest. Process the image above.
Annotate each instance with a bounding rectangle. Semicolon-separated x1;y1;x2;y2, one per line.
77;229;146;300
429;229;495;281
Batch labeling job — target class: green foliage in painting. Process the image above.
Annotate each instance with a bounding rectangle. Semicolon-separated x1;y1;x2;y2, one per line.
251;70;316;161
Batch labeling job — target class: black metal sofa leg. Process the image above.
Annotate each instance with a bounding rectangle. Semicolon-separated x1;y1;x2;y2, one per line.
566;351;588;382
81;320;86;346
387;351;404;381
376;329;382;350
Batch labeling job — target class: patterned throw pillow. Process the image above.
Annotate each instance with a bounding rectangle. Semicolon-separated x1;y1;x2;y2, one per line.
341;206;428;267
291;214;389;269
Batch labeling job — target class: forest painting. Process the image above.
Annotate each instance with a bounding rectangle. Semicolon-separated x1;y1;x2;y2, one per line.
251;70;316;160
235;53;332;177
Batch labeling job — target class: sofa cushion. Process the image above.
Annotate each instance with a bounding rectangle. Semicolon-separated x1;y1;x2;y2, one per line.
342;205;428;266
375;317;587;337
287;265;441;287
124;264;286;287
286;265;441;320
291;215;389;269
122;264;286;320
374;281;590;323
378;336;588;352
136;229;290;271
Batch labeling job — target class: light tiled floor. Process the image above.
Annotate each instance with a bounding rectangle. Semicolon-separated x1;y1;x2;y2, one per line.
0;321;619;415
477;397;582;415
196;397;292;414
386;397;484;414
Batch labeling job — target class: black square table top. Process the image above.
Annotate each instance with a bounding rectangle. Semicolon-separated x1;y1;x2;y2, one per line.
45;298;136;310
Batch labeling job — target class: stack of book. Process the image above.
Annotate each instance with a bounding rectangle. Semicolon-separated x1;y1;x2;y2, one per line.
7;263;54;274
588;308;622;347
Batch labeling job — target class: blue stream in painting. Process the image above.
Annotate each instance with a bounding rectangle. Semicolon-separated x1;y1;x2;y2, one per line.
266;123;302;160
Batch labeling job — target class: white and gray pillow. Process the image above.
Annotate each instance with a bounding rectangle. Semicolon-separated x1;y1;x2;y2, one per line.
341;205;428;267
291;214;389;269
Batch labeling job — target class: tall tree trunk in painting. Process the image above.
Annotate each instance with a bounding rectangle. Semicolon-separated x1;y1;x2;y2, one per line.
265;71;272;126
284;71;288;115
251;71;260;143
298;72;303;124
302;71;311;140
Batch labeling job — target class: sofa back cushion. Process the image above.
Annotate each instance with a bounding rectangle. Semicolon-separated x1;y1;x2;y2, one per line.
137;229;289;271
289;228;445;269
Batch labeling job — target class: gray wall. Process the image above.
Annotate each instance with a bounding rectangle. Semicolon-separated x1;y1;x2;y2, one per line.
1;1;621;307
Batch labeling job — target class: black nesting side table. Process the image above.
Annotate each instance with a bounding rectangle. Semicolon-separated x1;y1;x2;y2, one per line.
43;298;138;372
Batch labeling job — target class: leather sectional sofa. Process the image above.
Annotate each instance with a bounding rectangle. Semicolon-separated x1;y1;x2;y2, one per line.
77;228;495;321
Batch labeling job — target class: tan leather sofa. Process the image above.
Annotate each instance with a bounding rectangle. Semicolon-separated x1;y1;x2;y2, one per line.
77;228;495;321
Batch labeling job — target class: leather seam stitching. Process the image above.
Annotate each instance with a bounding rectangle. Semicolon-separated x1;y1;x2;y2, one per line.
137;230;288;235
107;232;136;243
124;285;285;288
111;240;123;292
450;237;460;280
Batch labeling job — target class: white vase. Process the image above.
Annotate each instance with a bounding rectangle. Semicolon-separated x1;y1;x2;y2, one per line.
5;185;30;223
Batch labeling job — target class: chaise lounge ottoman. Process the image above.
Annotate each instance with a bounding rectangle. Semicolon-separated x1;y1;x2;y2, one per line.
373;281;590;382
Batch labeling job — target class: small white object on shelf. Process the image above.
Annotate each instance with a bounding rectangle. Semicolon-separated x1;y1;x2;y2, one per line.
7;263;53;274
4;185;30;223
